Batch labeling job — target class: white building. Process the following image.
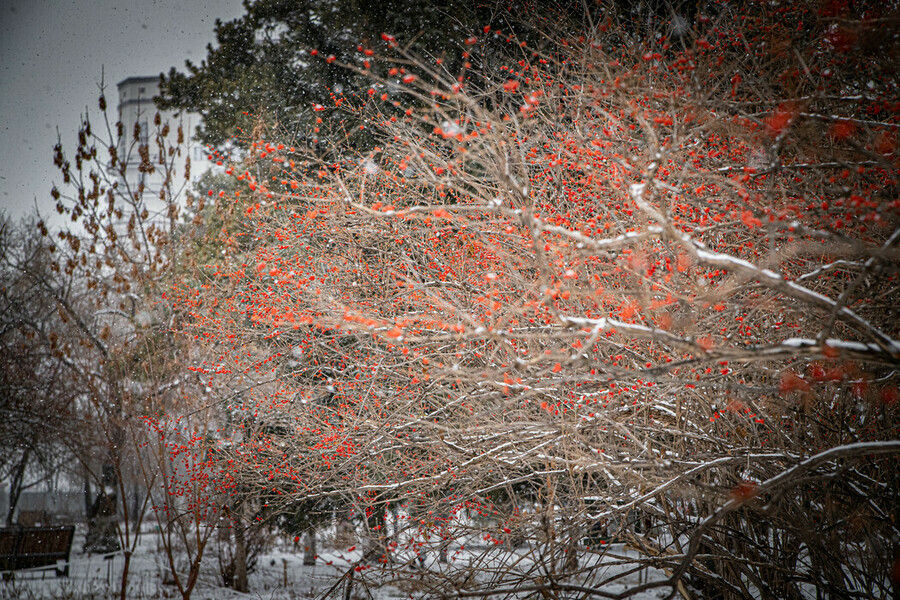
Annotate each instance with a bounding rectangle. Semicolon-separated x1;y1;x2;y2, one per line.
115;76;213;215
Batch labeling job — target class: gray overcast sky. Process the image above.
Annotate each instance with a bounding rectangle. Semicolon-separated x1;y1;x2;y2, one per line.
0;0;245;226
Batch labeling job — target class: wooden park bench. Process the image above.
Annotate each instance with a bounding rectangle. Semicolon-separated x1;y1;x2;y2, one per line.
0;525;75;578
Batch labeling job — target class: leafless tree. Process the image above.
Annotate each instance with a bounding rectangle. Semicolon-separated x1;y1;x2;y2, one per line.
32;75;213;598
0;217;77;525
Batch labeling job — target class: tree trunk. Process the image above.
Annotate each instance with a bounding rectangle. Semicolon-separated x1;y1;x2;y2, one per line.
6;448;30;526
335;511;355;548
130;482;141;527
119;550;131;600
563;537;579;572
82;467;93;520
362;510;388;563
303;530;317;566
233;522;248;593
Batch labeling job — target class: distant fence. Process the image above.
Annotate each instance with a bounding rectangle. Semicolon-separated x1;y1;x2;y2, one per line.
0;492;85;525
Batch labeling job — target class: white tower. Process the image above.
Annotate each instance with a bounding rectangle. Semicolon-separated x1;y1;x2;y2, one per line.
115;76;212;216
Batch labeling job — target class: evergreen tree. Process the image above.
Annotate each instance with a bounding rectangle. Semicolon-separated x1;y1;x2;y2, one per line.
157;0;589;149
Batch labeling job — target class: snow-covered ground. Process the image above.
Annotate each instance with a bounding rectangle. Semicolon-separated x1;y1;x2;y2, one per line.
0;525;671;599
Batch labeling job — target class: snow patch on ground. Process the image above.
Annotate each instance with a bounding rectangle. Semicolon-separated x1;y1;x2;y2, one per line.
0;525;672;599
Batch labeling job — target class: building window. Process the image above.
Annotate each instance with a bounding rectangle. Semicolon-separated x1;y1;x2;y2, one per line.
139;121;148;145
139;87;146;95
